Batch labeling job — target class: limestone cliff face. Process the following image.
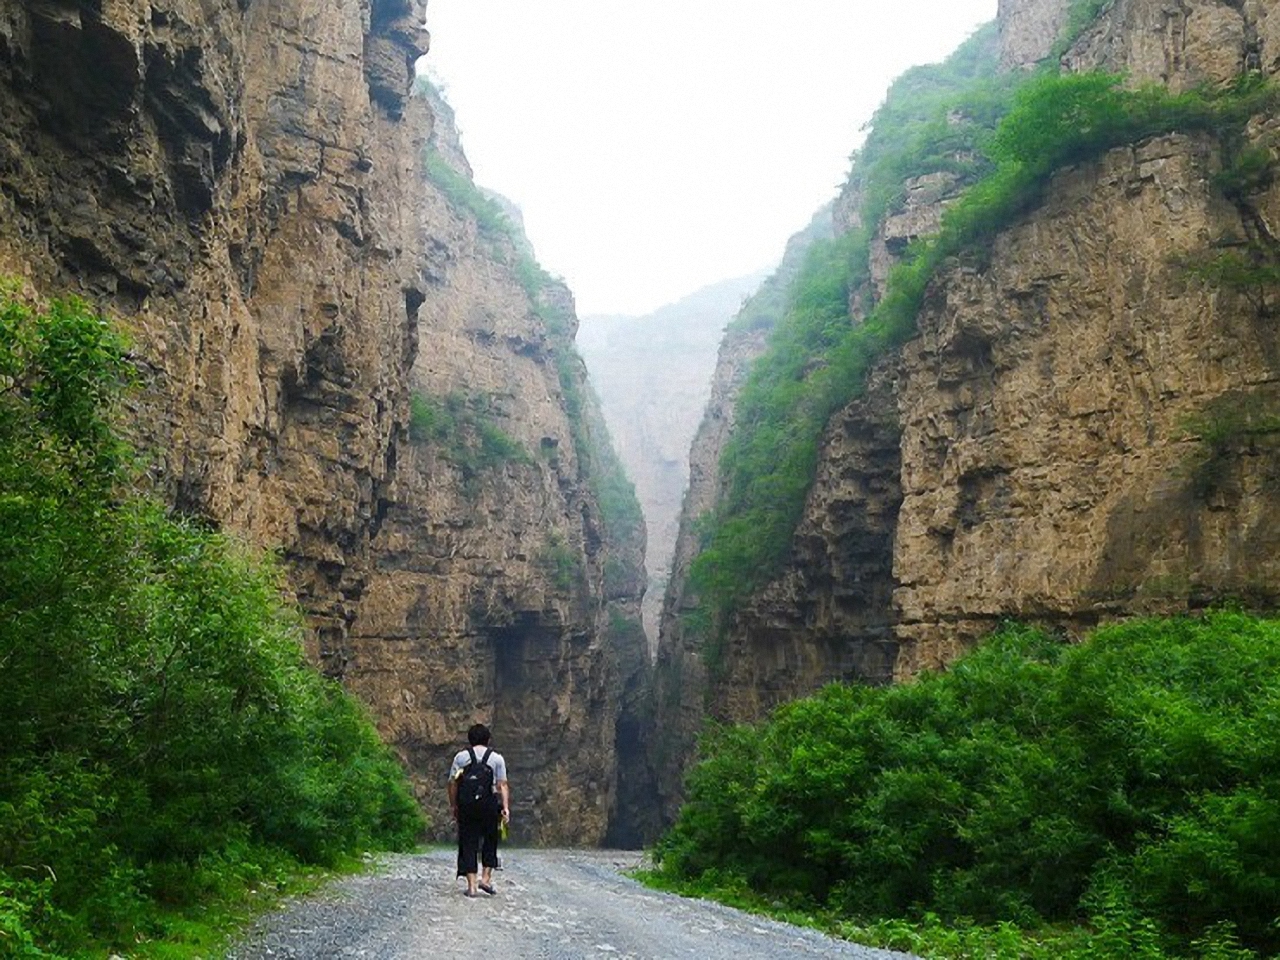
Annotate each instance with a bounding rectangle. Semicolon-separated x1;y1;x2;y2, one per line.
652;0;1280;817
1066;0;1280;88
0;0;429;653
0;1;643;845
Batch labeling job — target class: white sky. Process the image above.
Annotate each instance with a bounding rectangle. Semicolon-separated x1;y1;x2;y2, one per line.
422;0;998;316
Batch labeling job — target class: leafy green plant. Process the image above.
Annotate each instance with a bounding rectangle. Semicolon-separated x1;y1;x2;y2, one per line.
538;532;581;593
1180;391;1280;497
652;613;1280;958
0;292;423;955
422;147;514;240
1180;244;1280;317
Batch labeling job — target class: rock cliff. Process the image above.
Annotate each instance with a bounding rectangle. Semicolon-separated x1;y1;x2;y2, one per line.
0;0;643;845
652;0;1280;820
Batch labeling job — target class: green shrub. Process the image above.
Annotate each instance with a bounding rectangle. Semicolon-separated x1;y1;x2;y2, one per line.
655;613;1280;957
538;532;580;593
422;147;514;240
0;293;423;954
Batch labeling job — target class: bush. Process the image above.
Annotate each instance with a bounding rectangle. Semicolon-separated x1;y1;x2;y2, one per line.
655;613;1280;956
0;293;423;954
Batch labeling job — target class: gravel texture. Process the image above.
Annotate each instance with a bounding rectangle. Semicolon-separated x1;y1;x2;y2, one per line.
226;848;916;959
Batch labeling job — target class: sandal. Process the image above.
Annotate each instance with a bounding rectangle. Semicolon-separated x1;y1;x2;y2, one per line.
478;882;496;896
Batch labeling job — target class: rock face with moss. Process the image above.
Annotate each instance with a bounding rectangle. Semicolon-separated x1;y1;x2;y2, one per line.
652;0;1280;820
0;1;644;845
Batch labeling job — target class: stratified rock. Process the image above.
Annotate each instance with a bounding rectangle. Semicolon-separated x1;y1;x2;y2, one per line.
652;0;1280;823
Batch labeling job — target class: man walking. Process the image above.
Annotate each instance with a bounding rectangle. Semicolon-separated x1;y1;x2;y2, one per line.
448;723;510;897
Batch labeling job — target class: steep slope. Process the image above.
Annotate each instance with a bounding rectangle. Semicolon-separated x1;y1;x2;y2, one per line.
576;273;765;646
653;0;1280;818
0;1;644;845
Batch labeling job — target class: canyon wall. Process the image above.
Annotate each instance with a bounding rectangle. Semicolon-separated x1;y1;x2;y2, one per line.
652;0;1280;822
649;207;834;826
0;0;643;845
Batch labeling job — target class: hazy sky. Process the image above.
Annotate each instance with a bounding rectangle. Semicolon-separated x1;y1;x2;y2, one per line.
423;0;998;316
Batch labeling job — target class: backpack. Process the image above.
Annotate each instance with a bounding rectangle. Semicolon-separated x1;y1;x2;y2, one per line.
456;747;495;818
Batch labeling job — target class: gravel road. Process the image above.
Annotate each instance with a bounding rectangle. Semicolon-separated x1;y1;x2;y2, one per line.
226;848;915;959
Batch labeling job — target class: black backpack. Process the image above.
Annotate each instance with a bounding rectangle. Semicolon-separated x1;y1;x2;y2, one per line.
456;747;495;817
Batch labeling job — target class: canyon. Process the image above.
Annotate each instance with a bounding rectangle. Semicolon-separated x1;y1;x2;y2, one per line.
3;0;1278;852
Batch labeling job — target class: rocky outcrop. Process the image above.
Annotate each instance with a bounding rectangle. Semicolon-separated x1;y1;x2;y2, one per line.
890;129;1280;673
999;0;1072;68
0;0;430;664
1065;0;1280;89
0;1;641;845
652;0;1280;820
577;274;765;647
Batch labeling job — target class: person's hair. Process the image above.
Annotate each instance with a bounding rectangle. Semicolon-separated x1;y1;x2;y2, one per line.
467;723;491;746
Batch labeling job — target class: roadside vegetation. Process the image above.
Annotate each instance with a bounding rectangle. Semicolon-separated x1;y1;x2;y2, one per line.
0;291;423;958
646;612;1280;960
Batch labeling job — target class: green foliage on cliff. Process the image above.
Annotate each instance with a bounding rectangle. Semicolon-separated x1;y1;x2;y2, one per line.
652;612;1280;958
409;390;531;476
690;50;1280;627
423;146;514;240
0;293;423;956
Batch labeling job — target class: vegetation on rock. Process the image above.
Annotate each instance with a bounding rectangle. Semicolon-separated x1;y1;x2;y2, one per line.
651;612;1280;959
0;292;422;957
689;34;1280;633
409;390;531;476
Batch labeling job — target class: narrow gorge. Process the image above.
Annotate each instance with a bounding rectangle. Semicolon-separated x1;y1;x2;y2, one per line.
5;1;1280;950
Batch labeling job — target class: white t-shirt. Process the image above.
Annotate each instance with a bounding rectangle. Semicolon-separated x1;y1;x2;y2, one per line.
450;746;508;786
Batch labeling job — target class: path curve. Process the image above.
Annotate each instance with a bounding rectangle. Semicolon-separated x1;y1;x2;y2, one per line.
227;848;915;959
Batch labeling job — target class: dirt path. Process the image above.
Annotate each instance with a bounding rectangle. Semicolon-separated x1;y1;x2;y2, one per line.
226;848;914;959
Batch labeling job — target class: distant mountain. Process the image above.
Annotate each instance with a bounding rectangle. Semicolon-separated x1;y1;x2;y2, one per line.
577;272;768;646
